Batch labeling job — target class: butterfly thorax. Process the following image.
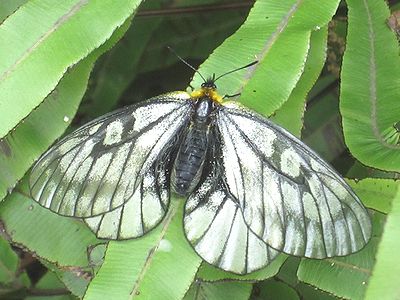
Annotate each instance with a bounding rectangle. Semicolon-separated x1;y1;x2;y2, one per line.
190;82;223;104
171;96;216;196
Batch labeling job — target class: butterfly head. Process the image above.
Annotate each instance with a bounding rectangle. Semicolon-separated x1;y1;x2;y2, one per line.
201;74;217;90
191;75;223;104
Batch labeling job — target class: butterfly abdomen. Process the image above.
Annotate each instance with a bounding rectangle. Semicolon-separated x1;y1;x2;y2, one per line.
172;97;215;196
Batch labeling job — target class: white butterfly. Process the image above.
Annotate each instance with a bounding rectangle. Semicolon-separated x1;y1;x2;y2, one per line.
29;77;371;274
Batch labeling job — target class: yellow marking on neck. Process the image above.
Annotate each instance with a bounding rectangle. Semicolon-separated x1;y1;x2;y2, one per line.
190;87;223;103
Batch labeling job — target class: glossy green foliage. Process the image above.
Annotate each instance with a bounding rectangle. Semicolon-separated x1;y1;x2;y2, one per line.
84;199;202;300
297;213;382;299
341;0;400;171
364;182;400;299
0;0;398;299
184;281;253;300
0;0;140;139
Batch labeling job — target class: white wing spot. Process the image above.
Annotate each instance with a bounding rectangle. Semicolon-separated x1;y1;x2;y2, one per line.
224;113;277;158
59;148;79;172
74;157;93;182
143;173;155;186
310;158;332;175
57;137;85;155
132;102;181;131
89;123;102;135
45;180;58;207
60;140;94;172
327;179;349;200
280;148;301;177
88;153;113;181
103;143;131;184
207;190;225;212
103;120;124;145
282;181;298;213
303;192;319;219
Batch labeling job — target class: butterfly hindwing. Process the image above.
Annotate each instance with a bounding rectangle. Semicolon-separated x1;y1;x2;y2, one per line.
216;102;372;258
183;148;279;274
83;147;172;240
29;92;192;220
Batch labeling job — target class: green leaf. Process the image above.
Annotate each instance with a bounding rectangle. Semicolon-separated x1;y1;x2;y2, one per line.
41;260;90;298
83;0;247;119
2;1;390;298
84;198;201;300
349;178;398;214
0;12;131;203
0;0;27;22
191;0;340;117
272;24;328;136
196;255;287;282
276;258;340;300
82;17;163;118
136;3;247;75
0;236;18;283
364;181;400;299
254;279;299;300
295;283;339;300
301;77;345;163
0;54;91;202
26;271;73;300
0;0;140;139
55;270;89;299
346;160;399;180
340;0;400;172
184;281;252;300
294;178;399;299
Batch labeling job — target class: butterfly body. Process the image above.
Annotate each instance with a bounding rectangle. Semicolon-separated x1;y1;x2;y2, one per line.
172;89;219;196
29;80;371;274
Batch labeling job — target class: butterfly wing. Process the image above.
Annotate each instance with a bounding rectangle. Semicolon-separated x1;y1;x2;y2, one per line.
183;142;279;274
83;146;171;239
29;92;192;223
215;102;371;259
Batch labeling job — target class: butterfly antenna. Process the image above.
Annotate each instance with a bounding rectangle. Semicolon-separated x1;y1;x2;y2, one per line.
214;61;258;82
167;46;207;82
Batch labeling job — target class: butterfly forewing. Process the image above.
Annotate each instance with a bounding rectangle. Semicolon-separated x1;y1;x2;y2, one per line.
216;102;372;258
29;92;192;220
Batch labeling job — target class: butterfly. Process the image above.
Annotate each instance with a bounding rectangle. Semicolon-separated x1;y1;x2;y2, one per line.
29;64;371;274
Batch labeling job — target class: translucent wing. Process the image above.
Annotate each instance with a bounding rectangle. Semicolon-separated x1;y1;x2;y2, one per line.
216;102;371;259
184;153;279;274
83;148;171;240
30;93;192;221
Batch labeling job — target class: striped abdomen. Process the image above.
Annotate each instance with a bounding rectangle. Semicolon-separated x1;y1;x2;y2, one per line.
172;124;210;195
172;97;214;196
